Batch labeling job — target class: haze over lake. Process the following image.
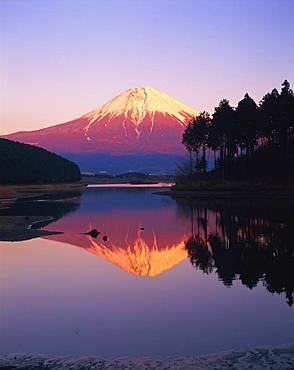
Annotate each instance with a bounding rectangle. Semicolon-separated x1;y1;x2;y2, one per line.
0;187;293;357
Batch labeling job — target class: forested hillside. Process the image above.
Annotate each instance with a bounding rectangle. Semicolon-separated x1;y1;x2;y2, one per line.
0;138;81;184
180;80;294;183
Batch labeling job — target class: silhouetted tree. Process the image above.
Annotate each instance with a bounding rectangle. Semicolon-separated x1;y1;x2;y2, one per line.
259;88;281;146
182;122;195;175
181;79;294;183
211;99;236;180
279;80;294;150
235;93;258;157
182;112;211;173
192;112;211;172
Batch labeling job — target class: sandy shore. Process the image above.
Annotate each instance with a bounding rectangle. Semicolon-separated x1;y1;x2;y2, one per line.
0;345;294;369
0;182;85;199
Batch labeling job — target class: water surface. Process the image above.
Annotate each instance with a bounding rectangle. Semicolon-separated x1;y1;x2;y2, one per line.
0;187;293;357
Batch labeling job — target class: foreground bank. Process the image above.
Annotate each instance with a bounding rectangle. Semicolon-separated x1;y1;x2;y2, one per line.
0;183;85;241
1;345;293;369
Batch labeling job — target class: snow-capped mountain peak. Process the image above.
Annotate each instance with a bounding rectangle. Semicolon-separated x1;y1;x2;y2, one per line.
4;86;199;155
83;86;198;127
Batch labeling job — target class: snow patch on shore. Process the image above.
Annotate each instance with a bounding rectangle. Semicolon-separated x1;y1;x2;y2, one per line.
1;344;294;369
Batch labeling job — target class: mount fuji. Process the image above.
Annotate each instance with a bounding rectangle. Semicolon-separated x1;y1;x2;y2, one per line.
4;87;198;173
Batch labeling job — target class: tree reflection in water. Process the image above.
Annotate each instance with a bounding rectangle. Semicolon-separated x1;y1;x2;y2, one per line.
177;199;294;306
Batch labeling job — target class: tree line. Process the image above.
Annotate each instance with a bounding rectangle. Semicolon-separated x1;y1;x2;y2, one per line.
182;80;294;182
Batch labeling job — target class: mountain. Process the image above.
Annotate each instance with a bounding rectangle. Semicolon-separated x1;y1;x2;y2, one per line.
3;87;198;173
0;138;81;184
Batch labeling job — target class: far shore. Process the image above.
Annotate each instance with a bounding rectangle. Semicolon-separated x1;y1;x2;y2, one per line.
80;174;175;185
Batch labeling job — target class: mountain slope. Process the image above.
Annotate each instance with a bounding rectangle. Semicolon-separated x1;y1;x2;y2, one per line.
0;138;81;184
4;87;198;155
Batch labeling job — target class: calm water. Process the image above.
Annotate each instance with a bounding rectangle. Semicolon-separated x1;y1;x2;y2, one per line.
0;187;293;357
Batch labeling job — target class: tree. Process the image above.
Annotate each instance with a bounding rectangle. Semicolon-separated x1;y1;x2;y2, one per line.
235;93;258;158
182;121;195;175
259;80;294;161
259;88;280;146
279;80;294;150
191;112;211;172
210;99;236;180
182;112;211;173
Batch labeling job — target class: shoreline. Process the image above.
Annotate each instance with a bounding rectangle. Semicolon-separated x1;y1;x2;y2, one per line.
0;183;84;242
156;189;294;199
0;216;63;242
1;344;293;369
0;182;86;200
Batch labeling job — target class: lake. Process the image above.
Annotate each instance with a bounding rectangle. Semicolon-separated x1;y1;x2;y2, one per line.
0;186;293;358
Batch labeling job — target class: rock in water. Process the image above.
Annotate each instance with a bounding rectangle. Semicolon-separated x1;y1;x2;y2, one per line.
85;229;100;238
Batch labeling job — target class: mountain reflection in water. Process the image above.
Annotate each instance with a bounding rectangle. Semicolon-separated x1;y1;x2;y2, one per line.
43;188;188;276
7;187;293;306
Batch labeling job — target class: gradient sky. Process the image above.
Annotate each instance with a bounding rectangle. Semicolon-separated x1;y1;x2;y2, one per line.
0;0;293;135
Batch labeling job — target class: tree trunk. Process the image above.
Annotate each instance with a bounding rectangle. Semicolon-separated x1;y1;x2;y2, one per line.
196;150;199;173
202;144;206;173
220;145;225;183
222;134;227;182
189;149;192;176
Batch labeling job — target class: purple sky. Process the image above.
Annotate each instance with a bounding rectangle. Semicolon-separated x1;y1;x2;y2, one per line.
1;0;293;134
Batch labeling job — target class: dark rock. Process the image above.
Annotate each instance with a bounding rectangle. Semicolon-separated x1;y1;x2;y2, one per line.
84;229;100;238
